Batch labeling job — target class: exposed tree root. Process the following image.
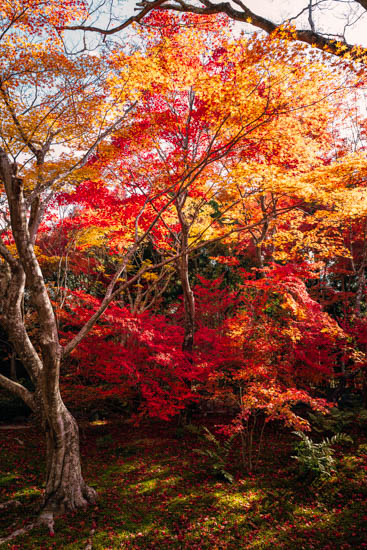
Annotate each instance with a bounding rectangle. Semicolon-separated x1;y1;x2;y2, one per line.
0;508;56;545
0;487;96;545
0;521;37;545
0;499;21;511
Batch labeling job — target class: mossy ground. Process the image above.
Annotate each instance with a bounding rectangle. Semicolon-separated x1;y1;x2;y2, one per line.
1;418;367;549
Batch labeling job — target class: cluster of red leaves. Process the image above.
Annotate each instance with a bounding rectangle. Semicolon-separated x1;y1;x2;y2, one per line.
53;258;350;428
57;291;198;420
186;264;345;430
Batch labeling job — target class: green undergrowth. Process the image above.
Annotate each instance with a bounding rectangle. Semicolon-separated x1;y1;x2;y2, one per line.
1;419;367;549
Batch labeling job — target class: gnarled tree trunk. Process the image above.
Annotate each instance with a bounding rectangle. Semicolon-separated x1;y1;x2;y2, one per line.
42;399;96;516
0;147;96;527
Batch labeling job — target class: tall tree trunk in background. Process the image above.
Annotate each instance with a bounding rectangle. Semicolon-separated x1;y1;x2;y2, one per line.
177;225;195;354
354;218;367;316
176;224;197;424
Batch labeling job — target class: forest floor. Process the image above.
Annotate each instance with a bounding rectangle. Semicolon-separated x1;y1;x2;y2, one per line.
1;417;367;549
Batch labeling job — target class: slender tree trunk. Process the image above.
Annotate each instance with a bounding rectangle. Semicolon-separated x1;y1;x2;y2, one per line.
178;230;195;353
175;223;196;424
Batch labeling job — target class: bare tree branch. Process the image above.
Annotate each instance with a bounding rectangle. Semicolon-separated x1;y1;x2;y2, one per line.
61;0;166;34
0;374;35;411
65;0;367;62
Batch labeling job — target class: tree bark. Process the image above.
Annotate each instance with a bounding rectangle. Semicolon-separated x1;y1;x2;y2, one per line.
42;399;96;515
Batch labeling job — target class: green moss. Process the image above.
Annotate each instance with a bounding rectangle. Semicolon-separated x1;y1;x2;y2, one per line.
0;424;367;549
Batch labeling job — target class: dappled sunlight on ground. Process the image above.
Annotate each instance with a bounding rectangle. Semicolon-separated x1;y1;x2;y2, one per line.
1;418;367;549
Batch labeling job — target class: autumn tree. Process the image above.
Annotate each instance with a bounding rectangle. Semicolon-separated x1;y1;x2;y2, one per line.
104;19;357;353
39;18;367;426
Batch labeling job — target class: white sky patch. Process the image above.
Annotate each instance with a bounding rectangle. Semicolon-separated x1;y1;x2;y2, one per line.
242;0;367;45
